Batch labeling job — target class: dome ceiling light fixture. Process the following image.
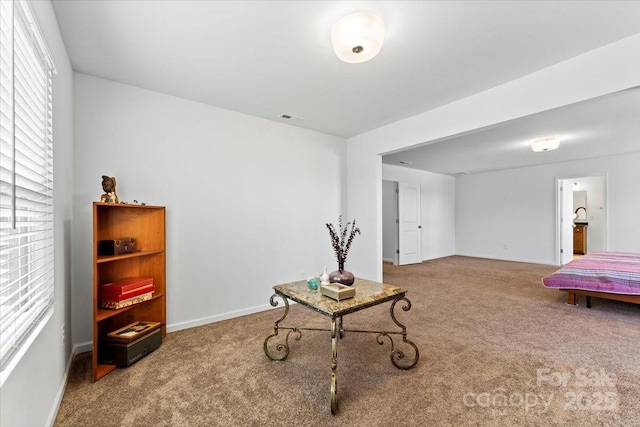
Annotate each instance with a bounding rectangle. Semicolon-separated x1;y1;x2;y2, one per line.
331;12;385;64
531;137;560;152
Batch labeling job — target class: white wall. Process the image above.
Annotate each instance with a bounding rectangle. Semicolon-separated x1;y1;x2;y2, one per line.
71;73;345;347
456;154;639;264
346;34;640;281
0;2;74;427
382;165;456;262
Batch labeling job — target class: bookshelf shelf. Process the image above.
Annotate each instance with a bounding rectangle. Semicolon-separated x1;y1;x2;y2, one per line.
92;202;166;381
96;249;164;264
95;293;165;322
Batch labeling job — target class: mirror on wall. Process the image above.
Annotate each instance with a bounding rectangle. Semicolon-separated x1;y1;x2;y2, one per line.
573;190;587;222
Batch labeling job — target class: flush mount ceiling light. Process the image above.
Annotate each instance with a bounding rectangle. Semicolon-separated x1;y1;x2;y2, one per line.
331;12;385;63
531;137;560;152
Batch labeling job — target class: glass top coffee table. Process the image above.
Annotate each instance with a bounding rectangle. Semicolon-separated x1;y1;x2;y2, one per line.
263;278;419;414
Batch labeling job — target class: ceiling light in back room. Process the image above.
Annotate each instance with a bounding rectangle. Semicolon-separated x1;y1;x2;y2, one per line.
399;160;412;165
531;137;560;152
331;12;385;63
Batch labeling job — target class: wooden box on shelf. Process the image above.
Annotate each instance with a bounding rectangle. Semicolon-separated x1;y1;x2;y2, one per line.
92;202;166;381
99;328;162;367
104;320;161;342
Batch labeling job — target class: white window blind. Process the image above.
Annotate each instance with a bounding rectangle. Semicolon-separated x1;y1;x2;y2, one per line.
0;0;56;379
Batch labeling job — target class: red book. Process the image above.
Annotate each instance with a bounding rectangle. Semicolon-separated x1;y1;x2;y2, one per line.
99;277;154;298
100;283;155;302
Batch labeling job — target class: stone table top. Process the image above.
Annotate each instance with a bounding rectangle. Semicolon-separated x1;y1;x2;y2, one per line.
273;278;407;318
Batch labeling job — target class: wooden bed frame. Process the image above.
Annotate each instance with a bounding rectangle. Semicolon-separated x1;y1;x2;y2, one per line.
563;289;640;308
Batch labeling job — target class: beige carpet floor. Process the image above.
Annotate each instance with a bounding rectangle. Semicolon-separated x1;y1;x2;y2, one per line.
54;256;640;426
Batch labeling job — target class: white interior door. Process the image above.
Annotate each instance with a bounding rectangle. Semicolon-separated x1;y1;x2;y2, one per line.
398;182;422;265
560;179;574;265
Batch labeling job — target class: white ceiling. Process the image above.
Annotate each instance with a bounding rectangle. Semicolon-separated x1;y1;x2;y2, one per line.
52;1;640;172
382;87;640;175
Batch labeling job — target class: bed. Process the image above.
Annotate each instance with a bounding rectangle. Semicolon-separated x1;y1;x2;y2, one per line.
542;252;640;308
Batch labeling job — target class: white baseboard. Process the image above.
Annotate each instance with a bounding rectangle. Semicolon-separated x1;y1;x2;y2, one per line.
46;346;76;427
166;303;275;333
455;252;557;266
73;341;92;354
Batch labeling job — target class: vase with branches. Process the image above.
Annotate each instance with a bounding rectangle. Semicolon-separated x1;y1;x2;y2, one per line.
326;216;360;285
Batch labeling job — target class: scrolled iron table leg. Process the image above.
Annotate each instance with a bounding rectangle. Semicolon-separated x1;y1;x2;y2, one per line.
330;317;339;414
386;297;420;370
263;294;301;361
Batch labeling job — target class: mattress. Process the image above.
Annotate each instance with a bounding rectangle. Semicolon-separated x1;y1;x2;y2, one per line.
542;252;640;295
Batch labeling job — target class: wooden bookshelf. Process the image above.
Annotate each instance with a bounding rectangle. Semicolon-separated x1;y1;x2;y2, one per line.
92;202;166;381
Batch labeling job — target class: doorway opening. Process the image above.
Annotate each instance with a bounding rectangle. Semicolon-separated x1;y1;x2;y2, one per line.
556;175;606;265
382;181;422;265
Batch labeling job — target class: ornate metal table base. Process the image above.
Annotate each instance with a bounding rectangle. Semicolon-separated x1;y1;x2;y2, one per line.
264;291;419;415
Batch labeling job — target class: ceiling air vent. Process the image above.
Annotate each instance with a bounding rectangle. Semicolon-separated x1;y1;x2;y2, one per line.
279;113;304;122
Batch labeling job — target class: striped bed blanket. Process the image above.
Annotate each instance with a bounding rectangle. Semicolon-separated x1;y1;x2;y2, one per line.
542;252;640;295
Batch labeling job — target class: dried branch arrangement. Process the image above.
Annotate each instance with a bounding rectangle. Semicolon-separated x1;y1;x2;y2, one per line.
326;216;360;269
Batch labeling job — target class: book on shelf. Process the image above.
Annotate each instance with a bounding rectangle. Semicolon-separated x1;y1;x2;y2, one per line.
99;292;153;310
100;277;154;296
99;283;155;302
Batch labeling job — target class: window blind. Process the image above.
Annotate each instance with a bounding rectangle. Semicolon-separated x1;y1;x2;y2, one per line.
0;0;56;379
